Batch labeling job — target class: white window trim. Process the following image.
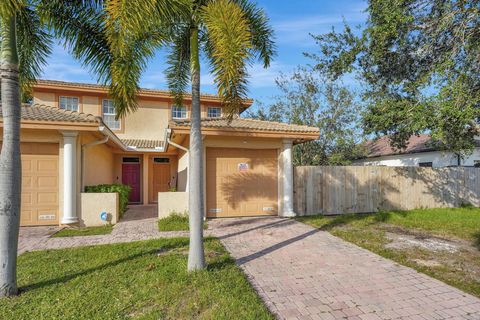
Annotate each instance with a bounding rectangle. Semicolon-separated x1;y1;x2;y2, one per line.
59;96;80;112
172;105;188;119
207;106;222;118
102;99;121;130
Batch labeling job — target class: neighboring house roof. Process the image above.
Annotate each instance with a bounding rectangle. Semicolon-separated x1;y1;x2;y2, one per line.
170;118;320;134
362;134;480;158
34;79;253;107
0;103;100;124
122;139;165;149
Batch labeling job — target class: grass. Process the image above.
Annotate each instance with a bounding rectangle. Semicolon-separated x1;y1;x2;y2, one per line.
297;207;480;298
1;238;272;320
52;225;113;237
158;212;208;231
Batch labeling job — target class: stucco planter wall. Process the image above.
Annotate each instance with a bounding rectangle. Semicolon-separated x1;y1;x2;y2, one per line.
158;192;188;218
80;192;119;227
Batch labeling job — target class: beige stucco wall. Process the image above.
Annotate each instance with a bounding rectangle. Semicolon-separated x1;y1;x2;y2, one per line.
177;150;189;192
116;100;170;140
158;192;188;218
82;134;115;187
33;91;57;107
80;192;119;226
82;96;101;116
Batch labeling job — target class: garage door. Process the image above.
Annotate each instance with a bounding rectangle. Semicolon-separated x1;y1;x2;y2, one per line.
21;143;59;226
206;148;278;218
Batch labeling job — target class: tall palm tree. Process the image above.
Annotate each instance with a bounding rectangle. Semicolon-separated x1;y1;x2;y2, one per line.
104;0;275;271
0;0;166;296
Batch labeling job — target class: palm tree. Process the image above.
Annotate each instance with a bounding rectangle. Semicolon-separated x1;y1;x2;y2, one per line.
0;0;161;296
104;0;275;271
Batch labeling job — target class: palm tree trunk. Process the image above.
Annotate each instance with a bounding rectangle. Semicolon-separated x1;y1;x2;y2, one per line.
187;26;205;271
0;14;21;297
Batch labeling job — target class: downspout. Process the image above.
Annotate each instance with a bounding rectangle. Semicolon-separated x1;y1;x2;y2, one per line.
165;128;189;190
81;136;109;191
165;128;189;153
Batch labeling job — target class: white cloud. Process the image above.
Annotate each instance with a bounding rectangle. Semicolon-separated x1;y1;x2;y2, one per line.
273;9;366;46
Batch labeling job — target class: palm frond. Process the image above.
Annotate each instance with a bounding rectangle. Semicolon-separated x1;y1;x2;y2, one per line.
201;0;252;118
233;0;276;67
38;0;112;82
15;5;52;99
0;0;24;19
38;0;163;117
108;28;166;118
166;24;191;107
104;0;188;116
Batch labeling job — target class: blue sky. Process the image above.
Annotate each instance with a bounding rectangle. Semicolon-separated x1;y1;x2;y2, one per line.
41;0;367;110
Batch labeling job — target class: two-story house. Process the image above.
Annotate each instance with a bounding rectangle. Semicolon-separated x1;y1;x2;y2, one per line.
0;80;319;227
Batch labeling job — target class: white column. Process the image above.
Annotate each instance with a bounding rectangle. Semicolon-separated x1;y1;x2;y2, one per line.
282;139;296;217
61;131;79;224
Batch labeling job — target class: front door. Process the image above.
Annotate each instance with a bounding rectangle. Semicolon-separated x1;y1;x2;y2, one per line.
151;158;171;203
122;162;141;203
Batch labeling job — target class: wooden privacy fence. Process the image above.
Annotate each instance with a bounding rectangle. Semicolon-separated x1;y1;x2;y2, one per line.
294;166;480;216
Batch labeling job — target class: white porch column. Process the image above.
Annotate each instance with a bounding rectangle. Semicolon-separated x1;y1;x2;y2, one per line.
281;139;296;217
61;131;79;224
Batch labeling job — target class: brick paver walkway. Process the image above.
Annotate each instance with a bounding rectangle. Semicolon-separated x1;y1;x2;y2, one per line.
18;205;196;255
210;217;480;320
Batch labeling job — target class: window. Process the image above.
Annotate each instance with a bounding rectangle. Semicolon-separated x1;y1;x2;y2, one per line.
419;162;433;167
123;157;139;163
102;99;121;130
59;96;79;111
172;105;187;119
474;160;480;168
153;158;170;163
207;107;222;118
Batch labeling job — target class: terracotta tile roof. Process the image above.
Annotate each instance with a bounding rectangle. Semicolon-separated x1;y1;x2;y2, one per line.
35;79;253;105
121;139;165;149
0;103;100;123
363;134;480;158
170;118;320;134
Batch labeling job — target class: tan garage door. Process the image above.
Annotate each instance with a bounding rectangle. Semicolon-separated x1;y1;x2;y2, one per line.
21;143;59;226
206;148;278;218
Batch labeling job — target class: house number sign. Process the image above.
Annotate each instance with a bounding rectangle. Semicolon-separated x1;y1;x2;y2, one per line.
238;163;249;172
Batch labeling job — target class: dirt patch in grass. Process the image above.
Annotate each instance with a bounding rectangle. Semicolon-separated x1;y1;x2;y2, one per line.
298;208;480;298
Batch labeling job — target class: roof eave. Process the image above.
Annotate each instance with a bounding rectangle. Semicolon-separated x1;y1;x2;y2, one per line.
170;125;320;140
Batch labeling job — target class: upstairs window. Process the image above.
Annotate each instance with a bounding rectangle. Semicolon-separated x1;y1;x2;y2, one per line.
172;105;187;119
207;107;222;118
59;96;79;112
102;99;121;130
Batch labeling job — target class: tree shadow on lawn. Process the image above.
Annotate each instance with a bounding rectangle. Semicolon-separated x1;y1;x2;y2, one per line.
19;240;190;294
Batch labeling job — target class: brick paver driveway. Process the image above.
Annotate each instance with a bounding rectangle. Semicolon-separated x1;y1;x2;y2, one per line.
209;217;480;320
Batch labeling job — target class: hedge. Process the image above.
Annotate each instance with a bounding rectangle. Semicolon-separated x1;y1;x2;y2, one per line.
84;184;131;218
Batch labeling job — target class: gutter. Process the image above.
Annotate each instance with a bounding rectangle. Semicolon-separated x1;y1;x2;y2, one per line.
165;128;189;152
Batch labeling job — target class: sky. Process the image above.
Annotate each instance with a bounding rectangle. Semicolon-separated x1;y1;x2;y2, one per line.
40;0;368;111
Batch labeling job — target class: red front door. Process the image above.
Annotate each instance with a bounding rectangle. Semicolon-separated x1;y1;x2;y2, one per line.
122;163;141;203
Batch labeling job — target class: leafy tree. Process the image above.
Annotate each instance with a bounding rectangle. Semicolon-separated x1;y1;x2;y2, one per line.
104;0;275;271
309;0;480;154
247;67;364;166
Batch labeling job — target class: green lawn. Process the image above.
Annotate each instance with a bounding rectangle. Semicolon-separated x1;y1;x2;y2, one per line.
1;238;272;320
52;225;113;237
297;207;480;298
158;212;208;231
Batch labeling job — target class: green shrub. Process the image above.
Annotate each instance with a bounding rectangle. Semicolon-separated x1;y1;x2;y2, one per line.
85;184;131;218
